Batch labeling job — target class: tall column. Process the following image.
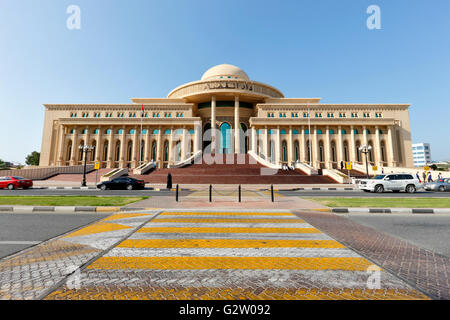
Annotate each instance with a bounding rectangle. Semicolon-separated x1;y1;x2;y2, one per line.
169;126;174;164
276;126;281;165
363;125;368;146
144;127;150;162
181;126;187;160
350;125;356;163
301;126;306;162
132;127;139;167
95;128;102;161
70;127;78;165
313;126;319;167
157;126;162;167
338;125;344;164
263;126;268;160
83;128;90;162
194;122;201;153
234;96;240;154
325;126;331;168
375;126;382;167
57;125;65;166
288;126;293;163
251;127;256;153
119;128;126;168
211;96;216;153
107;127;114;168
387;125;396;167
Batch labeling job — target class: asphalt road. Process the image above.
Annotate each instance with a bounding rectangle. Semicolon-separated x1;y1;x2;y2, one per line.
0;188;449;197
279;190;450;198
341;213;450;258
0;213;108;259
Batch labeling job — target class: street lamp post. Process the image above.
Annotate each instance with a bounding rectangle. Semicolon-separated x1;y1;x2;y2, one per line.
358;144;372;179
78;144;94;187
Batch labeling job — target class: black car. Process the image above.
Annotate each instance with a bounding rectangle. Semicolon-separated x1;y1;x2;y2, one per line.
97;177;146;190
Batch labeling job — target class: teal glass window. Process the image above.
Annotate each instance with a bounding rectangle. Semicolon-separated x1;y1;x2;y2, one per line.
164;129;171;134
129;129;135;134
152;129;159;134
280;129;287;135
189;129;195;135
292;129;299;135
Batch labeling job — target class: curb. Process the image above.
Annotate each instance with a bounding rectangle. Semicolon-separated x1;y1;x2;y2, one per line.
0;206;155;213
309;208;450;214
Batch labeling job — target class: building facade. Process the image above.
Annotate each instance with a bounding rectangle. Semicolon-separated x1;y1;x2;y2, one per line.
39;64;414;169
412;143;432;167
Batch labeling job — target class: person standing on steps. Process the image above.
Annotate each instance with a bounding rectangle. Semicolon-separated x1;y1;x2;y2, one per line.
167;173;173;190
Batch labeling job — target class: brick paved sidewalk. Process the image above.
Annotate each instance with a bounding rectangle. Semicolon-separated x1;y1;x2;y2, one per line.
294;210;450;300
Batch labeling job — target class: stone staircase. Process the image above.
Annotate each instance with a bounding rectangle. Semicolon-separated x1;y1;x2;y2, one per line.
336;168;367;178
130;154;337;184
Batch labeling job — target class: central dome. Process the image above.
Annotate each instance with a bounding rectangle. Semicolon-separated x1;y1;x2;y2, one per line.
201;64;250;81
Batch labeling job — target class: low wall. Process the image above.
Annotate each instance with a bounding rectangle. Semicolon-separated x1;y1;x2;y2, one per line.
0;165;95;180
353;163;450;180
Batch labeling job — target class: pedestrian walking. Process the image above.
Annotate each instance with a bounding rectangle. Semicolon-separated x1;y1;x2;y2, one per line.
437;172;443;181
416;171;421;183
166;173;173;189
422;172;426;183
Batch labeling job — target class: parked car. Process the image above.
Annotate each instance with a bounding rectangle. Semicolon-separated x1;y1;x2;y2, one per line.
358;173;421;193
424;178;450;192
97;177;145;190
0;176;33;190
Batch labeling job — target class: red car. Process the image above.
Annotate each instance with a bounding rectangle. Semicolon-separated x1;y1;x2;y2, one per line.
0;176;33;190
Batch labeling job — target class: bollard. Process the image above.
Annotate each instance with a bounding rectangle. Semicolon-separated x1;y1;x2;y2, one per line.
176;184;179;202
238;185;241;203
271;184;274;202
209;184;212;202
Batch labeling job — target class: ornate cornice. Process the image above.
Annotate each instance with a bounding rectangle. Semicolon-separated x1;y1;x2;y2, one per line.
167;79;284;99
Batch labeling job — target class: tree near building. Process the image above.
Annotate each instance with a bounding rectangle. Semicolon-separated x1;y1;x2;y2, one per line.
0;159;10;170
25;151;40;166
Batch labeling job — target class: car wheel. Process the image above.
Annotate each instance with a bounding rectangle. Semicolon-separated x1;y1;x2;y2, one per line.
374;185;384;193
100;184;107;191
7;184;15;190
439;186;445;192
126;184;134;191
406;184;416;194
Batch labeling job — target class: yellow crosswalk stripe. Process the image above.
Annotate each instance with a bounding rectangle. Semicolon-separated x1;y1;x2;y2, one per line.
46;287;429;300
152;218;305;223
160;212;293;216
88;256;373;271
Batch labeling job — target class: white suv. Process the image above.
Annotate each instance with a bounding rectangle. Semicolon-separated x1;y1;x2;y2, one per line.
359;173;421;193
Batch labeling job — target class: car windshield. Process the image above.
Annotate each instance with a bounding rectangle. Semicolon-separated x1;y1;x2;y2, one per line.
373;175;386;180
12;176;26;180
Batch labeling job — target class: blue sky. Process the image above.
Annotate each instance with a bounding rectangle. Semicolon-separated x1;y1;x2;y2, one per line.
0;0;449;163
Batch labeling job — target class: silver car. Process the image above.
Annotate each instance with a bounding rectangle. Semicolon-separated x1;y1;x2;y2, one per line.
424;178;450;192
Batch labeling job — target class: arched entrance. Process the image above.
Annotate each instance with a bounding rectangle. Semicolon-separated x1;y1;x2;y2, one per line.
220;122;232;154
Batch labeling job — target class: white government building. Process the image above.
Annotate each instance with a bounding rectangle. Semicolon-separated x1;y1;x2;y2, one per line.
39;64;414;172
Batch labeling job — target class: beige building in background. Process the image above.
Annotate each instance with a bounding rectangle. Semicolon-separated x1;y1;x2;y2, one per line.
39;64;414;169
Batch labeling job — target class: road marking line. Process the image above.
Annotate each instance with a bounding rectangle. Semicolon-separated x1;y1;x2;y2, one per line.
117;239;346;248
87;256;373;271
137;227;321;234
160;212;293;216
152;218;306;223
